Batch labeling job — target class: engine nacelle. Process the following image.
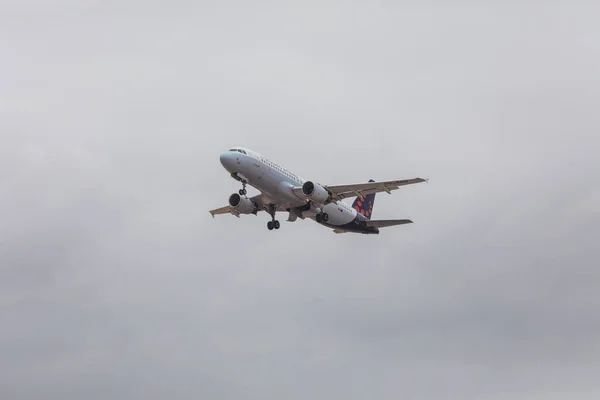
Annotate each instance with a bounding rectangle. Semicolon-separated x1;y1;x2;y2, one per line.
301;181;329;203
228;193;257;214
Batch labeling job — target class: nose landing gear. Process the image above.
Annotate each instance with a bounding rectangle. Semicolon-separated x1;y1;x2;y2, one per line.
238;182;247;196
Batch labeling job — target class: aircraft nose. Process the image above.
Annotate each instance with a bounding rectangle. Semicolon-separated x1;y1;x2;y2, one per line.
219;152;235;171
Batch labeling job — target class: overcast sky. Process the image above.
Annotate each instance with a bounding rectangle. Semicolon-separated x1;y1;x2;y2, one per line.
1;1;599;399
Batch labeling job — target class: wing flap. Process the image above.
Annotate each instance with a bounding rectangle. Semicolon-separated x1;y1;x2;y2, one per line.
365;219;413;228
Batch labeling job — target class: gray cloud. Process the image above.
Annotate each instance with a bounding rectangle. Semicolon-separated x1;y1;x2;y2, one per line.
1;1;599;399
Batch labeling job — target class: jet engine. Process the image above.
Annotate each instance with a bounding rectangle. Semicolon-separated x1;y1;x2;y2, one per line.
228;193;257;214
301;181;329;203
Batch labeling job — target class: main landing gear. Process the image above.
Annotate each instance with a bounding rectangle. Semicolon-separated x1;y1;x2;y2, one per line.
315;212;329;223
267;220;280;230
267;204;280;231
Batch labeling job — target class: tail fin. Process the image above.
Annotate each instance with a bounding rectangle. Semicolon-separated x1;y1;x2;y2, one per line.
352;179;376;220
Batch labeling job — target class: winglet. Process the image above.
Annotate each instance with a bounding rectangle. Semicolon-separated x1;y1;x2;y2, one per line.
209;211;215;218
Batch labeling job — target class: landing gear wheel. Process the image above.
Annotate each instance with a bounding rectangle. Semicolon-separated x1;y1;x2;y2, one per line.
239;182;247;196
274;220;280;230
315;212;328;223
267;221;274;230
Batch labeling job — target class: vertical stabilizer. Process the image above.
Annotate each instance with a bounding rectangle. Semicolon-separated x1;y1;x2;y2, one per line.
351;179;376;220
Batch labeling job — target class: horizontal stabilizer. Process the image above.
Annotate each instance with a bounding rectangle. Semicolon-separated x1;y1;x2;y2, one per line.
365;219;413;228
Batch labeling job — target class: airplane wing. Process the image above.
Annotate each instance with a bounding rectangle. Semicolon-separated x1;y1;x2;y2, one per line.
325;178;427;201
209;193;287;218
209;205;241;218
365;219;413;228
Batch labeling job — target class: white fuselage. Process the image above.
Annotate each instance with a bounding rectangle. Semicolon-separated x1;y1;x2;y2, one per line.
220;148;363;230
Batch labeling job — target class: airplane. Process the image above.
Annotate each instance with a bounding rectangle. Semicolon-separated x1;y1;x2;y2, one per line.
209;147;427;234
